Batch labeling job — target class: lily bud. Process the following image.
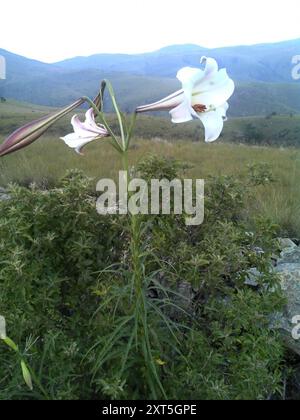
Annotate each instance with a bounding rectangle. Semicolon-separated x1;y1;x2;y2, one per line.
21;360;33;391
0;98;85;157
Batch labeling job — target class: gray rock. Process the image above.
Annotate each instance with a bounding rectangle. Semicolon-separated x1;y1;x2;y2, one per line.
279;247;300;264
0;194;10;201
252;247;265;256
177;281;195;309
271;247;300;356
245;268;261;287
278;238;297;251
0;187;11;201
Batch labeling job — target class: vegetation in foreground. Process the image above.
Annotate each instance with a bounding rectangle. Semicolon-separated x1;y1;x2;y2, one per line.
0;101;299;399
0;158;287;400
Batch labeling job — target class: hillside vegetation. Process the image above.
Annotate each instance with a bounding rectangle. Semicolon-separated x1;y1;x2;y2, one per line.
1;100;300;147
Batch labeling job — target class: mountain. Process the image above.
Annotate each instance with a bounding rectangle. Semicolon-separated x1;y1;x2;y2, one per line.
55;38;300;83
1;39;300;116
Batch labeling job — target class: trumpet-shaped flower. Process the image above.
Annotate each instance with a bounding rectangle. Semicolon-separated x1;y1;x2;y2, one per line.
61;108;109;155
136;57;235;143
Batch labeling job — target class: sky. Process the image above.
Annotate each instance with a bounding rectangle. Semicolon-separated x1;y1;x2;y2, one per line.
1;0;300;63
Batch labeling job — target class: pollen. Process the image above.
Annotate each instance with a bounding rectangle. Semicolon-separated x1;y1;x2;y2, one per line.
192;104;207;113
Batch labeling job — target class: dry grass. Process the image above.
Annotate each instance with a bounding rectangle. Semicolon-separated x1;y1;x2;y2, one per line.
0;134;299;236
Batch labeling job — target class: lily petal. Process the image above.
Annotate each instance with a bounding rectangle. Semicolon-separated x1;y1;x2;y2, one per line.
170;100;193;123
61;108;109;154
84;109;108;135
201;56;219;77
192;68;232;94
72;110;108;138
71;115;97;137
85;108;98;129
60;133;100;155
196;105;228;143
192;78;235;109
177;67;204;86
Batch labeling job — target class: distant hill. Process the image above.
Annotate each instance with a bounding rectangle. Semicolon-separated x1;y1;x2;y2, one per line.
1;39;300;116
55;38;300;82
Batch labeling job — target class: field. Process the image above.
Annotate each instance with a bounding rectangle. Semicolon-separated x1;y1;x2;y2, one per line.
0;100;300;237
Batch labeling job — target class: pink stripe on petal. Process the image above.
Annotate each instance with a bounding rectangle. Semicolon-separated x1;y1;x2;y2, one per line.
71;115;99;137
85;108;97;127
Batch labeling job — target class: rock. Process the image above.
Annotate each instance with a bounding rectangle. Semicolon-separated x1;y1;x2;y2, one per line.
271;246;300;356
0;194;10;201
0;187;10;201
253;247;265;255
177;281;195;310
279;247;300;264
245;268;261;287
278;238;298;251
271;254;279;267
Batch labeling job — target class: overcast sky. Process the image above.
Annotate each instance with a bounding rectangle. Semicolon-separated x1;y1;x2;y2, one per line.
1;0;300;62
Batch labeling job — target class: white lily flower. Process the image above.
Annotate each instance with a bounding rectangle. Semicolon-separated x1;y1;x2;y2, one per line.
61;108;109;155
136;57;235;143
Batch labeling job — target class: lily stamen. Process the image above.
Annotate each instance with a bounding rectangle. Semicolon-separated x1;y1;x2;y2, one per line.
192;104;207;113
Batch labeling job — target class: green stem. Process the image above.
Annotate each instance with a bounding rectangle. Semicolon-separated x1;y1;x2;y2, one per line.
120;150;142;298
111;92;163;397
104;81;126;151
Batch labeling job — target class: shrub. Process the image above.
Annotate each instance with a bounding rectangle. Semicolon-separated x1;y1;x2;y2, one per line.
0;159;285;400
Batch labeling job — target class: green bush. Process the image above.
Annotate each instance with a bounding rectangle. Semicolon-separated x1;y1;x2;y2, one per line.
0;158;285;400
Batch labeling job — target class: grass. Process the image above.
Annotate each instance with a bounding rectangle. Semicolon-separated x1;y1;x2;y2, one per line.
0;133;299;237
